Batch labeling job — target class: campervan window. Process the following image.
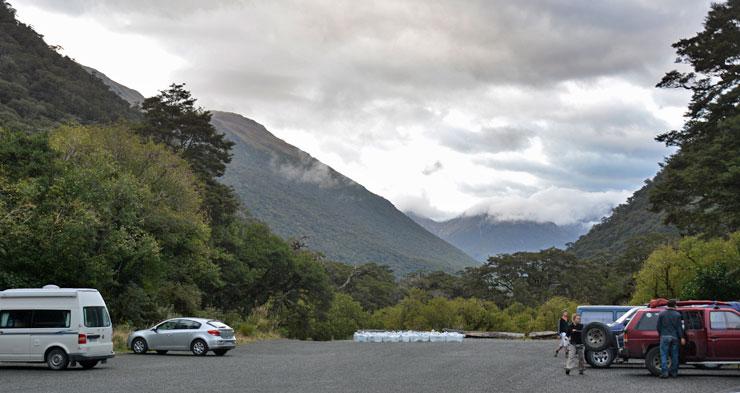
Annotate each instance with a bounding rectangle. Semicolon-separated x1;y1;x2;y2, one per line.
83;306;111;327
32;310;71;328
0;310;32;328
0;310;71;328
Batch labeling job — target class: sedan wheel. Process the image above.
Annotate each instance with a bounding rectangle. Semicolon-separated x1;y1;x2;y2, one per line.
191;339;208;356
132;338;148;354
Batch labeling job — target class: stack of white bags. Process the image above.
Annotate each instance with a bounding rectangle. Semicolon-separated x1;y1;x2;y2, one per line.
353;330;464;343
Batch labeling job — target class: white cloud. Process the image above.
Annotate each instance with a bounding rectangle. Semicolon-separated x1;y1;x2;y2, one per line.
465;187;632;226
10;0;713;225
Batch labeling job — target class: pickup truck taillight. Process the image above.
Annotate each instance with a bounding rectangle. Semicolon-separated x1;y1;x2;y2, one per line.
623;330;629;343
207;329;221;336
78;333;87;344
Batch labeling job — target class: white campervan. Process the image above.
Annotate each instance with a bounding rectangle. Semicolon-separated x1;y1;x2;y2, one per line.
0;285;114;370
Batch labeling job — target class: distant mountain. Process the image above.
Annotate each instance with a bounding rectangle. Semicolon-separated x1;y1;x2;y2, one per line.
210;111;478;275
81;65;145;107
568;178;679;261
80;63;477;275
0;4;138;131
408;212;587;262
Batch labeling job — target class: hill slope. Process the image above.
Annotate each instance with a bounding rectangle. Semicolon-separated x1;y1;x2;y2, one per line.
408;212;586;261
568;178;679;260
211;111;477;274
0;3;137;131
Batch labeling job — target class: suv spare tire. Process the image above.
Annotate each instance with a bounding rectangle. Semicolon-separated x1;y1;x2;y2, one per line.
583;322;610;351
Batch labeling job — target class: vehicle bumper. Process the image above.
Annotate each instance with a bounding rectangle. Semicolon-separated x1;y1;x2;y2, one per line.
207;338;237;349
69;353;115;362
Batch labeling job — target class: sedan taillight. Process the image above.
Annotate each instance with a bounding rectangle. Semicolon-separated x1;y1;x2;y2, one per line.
207;329;221;336
78;333;87;344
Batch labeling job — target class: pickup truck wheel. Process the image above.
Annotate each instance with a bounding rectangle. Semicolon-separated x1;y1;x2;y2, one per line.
645;346;667;376
586;348;614;368
583;322;610;351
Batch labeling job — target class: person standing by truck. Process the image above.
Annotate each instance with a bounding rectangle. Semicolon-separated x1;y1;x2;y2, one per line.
564;314;585;375
555;310;569;357
656;299;685;378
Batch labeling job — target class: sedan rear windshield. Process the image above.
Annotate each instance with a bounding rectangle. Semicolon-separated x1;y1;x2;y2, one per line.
207;321;229;329
83;306;111;327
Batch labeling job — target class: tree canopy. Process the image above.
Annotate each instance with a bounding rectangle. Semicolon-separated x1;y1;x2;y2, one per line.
650;0;740;236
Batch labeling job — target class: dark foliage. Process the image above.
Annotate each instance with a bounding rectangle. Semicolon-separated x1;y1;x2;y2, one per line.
651;0;740;236
0;2;138;131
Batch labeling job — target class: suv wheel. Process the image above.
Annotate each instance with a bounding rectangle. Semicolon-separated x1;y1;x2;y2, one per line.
645;346;668;376
586;348;615;368
583;322;610;351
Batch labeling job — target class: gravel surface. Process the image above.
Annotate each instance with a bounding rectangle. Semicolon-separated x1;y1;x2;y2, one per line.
1;339;738;393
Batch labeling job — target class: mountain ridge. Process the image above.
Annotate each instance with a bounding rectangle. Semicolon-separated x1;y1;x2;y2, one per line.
408;211;587;261
211;111;478;274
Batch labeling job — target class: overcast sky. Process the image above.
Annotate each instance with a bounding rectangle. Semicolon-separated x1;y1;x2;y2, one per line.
12;0;713;224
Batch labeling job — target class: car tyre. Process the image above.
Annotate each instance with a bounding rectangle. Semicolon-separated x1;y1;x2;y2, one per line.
79;360;98;369
46;348;69;371
156;350;168;355
645;346;666;376
132;337;148;354
585;348;614;368
583;322;610;351
191;339;208;356
213;349;229;356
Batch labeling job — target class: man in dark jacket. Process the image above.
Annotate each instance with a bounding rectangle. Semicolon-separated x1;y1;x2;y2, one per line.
656;299;685;378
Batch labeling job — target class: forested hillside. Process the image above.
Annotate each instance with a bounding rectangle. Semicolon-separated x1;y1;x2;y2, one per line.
212;111;477;274
568;178;678;261
0;4;137;130
409;212;586;261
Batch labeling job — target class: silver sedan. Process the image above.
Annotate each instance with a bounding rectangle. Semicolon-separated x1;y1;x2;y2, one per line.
128;318;236;356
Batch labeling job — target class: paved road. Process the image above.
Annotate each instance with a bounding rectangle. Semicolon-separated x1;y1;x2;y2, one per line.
1;340;738;393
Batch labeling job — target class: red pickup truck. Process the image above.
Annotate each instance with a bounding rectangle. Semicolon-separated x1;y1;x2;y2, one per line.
622;303;740;375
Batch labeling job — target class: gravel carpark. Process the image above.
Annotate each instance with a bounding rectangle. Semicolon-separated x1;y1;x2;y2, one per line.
0;339;738;393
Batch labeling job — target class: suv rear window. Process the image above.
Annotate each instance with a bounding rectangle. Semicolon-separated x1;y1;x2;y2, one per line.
83;306;111;327
710;311;740;330
635;311;659;330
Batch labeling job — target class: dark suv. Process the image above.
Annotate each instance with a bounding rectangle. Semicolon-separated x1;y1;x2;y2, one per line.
622;302;740;375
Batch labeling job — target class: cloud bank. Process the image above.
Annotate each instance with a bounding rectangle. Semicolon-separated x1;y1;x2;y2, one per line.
13;0;712;225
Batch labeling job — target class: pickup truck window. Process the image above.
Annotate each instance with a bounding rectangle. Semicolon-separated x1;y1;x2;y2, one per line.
682;311;703;330
635;312;659;330
710;311;740;330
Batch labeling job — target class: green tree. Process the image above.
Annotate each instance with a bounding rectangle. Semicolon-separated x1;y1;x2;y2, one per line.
324;262;401;312
138;84;238;224
631;232;740;303
0;125;217;321
650;1;740;236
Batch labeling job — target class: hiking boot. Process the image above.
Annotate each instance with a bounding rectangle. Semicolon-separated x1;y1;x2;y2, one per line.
578;370;584;375
565;369;570;375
